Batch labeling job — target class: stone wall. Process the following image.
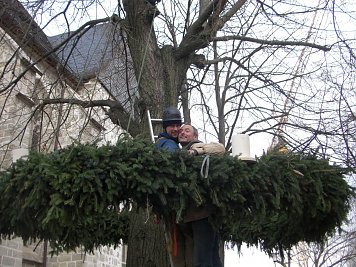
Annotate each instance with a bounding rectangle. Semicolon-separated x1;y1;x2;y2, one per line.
0;238;23;267
0;239;127;267
47;246;127;267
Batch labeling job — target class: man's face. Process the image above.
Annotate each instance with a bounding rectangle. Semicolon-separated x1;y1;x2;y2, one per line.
179;124;197;143
166;124;181;138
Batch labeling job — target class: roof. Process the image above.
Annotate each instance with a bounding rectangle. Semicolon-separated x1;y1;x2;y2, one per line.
0;0;80;85
48;23;117;81
0;0;138;113
48;22;138;113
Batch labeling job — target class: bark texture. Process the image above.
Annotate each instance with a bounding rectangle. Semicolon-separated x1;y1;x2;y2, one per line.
127;208;170;267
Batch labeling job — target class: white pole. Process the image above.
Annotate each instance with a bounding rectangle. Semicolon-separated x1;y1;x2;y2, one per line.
147;110;155;142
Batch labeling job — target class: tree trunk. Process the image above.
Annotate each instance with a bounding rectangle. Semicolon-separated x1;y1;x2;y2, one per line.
126;207;170;267
122;1;190;267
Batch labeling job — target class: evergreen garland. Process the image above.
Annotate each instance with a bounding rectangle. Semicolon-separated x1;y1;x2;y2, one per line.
0;137;353;255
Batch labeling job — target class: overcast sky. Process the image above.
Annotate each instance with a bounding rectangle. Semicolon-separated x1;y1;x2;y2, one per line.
224;244;276;267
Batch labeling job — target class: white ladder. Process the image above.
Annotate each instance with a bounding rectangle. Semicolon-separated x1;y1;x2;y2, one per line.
147;110;162;142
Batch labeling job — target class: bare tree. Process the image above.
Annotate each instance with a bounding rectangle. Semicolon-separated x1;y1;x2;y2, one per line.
271;228;356;267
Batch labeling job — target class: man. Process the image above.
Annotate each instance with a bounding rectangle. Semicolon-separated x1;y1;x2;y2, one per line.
179;123;225;156
155;106;182;152
177;123;225;267
155;106;183;266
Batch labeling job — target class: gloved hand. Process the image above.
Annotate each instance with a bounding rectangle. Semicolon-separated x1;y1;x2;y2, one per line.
190;143;225;156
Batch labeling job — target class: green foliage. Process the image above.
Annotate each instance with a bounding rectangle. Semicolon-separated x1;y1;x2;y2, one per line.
0;138;353;256
0;147;130;254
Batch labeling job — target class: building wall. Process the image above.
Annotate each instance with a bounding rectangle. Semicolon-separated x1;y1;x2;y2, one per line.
0;239;127;267
0;238;23;267
47;246;126;267
0;26;126;267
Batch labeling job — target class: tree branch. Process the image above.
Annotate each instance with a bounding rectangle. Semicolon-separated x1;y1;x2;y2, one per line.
220;0;248;25
211;35;331;51
176;0;248;59
175;0;226;59
42;98;118;108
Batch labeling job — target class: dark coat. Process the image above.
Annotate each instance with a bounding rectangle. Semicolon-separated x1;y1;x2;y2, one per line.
155;132;179;152
181;140;214;223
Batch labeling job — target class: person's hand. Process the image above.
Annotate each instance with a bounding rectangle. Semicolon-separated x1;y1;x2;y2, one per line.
188;149;196;156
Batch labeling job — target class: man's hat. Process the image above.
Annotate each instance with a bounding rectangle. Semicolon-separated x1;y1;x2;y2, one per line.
162;107;182;129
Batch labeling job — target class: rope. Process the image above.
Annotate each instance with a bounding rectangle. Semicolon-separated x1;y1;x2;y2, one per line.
200;154;210;179
144;194;150;224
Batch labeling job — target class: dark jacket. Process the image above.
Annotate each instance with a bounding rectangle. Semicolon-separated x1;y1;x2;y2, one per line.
155;132;180;152
181;140;214;223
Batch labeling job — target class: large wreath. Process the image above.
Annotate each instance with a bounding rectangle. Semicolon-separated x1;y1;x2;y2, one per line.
0;137;353;255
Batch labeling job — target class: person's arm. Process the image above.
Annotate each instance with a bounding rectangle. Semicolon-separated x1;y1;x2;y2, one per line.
189;142;225;156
